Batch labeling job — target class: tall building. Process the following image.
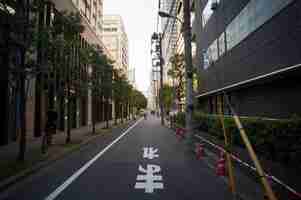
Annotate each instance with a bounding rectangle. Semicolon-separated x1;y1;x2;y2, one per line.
160;0;179;85
52;0;104;46
194;0;301;119
128;68;137;88
150;69;160;111
102;15;129;77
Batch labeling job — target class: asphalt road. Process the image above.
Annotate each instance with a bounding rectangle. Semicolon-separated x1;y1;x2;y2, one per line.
0;116;232;200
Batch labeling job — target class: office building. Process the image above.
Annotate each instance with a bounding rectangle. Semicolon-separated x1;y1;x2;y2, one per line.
102;15;129;76
194;0;301;118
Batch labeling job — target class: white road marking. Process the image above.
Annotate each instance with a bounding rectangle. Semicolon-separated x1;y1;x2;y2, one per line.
134;164;164;193
44;118;143;200
143;147;159;159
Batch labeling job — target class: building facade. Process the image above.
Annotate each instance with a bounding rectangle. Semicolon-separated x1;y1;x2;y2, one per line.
102;15;129;76
0;0;110;146
160;0;180;85
128;68;137;88
195;0;301;119
52;0;105;48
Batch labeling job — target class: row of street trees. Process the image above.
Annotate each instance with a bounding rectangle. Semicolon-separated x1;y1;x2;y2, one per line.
162;53;200;114
0;0;147;161
160;53;186;114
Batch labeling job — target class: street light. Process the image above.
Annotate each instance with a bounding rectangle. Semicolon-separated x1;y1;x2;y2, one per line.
151;31;165;125
158;11;183;116
158;11;183;23
158;1;194;142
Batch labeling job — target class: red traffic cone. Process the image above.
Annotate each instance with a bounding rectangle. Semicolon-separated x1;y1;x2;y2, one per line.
179;128;186;139
216;152;226;176
195;143;204;160
289;192;301;200
176;128;186;140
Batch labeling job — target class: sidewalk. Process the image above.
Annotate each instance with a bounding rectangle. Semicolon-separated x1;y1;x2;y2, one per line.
0;118;132;188
192;124;301;199
0;120;115;162
165;118;301;199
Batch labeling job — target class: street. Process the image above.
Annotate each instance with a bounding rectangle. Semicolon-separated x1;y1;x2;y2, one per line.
0;116;232;200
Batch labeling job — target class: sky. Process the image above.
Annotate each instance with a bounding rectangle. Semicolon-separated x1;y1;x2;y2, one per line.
104;0;159;96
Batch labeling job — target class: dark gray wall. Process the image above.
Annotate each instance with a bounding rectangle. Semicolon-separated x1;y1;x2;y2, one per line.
198;72;301;119
196;0;301;93
232;77;301;118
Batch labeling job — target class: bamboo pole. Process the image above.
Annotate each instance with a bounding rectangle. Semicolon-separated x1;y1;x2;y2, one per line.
224;92;277;200
218;95;237;198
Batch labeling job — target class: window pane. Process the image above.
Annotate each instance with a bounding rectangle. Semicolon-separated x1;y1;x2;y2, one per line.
211;40;218;62
203;39;218;70
218;33;225;56
226;0;293;51
202;0;213;27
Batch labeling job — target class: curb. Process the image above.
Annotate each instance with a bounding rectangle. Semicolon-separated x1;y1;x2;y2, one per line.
0;120;135;193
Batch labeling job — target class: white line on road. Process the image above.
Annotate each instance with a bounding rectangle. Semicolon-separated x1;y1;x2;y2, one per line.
44;118;143;200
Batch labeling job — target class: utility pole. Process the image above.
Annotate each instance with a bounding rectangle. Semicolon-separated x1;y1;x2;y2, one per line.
151;33;164;125
159;34;165;126
17;0;29;161
183;0;194;137
0;13;10;146
34;0;45;138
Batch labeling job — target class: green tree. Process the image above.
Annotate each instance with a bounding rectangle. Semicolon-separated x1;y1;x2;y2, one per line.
168;53;185;110
1;0;38;161
112;69;126;123
87;45;109;132
133;90;147;111
63;12;84;143
160;84;173;114
101;58;114;128
32;4;85;146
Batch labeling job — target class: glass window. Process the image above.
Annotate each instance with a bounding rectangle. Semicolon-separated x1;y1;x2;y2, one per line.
226;0;293;51
218;32;225;56
202;0;213;27
103;27;117;32
203;39;218;70
211;40;218;62
203;50;210;70
202;0;220;27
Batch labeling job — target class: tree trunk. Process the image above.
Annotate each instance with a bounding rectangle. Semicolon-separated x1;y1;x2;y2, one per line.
0;20;10;146
102;97;105;123
42;1;54;153
18;50;27;161
121;104;124;123
34;0;45;138
65;53;71;143
183;0;194;137
92;94;96;134
159;35;164;126
114;101;117;125
127;103;130;120
17;0;29;161
105;99;109;129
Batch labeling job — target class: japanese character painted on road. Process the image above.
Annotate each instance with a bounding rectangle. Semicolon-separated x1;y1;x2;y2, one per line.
143;147;159;160
134;164;164;193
